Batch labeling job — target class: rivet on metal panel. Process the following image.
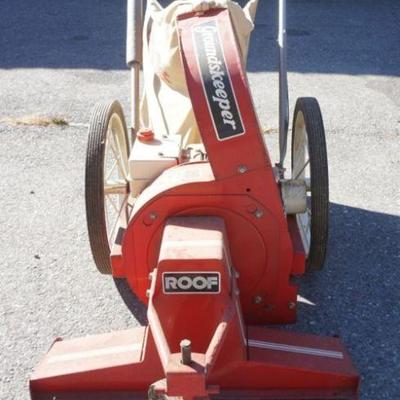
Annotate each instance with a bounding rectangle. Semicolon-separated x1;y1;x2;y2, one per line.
254;209;264;218
143;212;158;226
254;295;263;304
237;165;248;174
288;302;297;310
149;212;158;220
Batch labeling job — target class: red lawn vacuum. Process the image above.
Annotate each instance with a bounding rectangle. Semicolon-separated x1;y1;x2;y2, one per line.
30;1;360;399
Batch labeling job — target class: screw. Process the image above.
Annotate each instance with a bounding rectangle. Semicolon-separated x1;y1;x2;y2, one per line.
254;295;263;304
254;209;264;218
238;165;248;174
149;212;158;220
288;302;296;310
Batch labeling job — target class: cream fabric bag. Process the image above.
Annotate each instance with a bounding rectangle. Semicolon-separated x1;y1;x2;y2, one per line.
141;0;259;147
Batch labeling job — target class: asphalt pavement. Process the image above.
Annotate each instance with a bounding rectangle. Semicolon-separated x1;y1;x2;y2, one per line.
0;1;399;399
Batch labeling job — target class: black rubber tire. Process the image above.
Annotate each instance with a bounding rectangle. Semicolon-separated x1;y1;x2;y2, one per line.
85;100;129;274
291;97;329;271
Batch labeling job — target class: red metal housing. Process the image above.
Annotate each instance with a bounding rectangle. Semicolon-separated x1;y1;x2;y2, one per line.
114;9;305;325
30;9;359;399
31;217;359;399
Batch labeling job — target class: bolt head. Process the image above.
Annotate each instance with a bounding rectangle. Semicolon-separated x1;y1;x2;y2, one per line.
238;165;248;174
254;209;264;218
180;339;191;348
149;212;158;220
254;295;263;304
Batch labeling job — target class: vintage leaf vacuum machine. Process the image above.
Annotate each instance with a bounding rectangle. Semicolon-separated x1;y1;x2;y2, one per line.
30;1;360;399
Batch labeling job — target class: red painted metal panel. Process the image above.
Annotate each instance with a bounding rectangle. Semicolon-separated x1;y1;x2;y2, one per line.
178;9;271;180
30;328;163;394
30;216;358;399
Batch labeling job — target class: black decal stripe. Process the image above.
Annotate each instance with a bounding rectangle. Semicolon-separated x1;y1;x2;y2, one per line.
192;20;245;140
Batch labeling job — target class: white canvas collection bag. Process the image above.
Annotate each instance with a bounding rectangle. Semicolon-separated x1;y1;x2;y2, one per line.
140;0;259;147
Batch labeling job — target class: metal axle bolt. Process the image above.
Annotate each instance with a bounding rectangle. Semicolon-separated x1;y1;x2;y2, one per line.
180;339;192;365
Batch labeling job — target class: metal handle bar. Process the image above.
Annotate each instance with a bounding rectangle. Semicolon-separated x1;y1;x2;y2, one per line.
126;0;143;137
278;0;289;167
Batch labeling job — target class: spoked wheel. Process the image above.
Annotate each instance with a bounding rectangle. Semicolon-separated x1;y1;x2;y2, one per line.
85;101;130;274
291;97;329;271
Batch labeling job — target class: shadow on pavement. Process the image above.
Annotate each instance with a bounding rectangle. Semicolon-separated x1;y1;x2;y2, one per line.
290;203;399;398
1;0;399;76
114;278;148;325
296;202;399;332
